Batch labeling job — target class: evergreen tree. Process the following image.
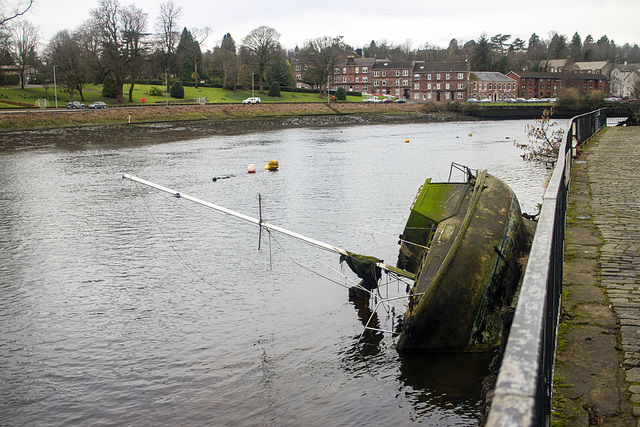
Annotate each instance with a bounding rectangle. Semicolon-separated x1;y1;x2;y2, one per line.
170;80;184;98
570;32;582;60
267;81;280;97
471;34;491;71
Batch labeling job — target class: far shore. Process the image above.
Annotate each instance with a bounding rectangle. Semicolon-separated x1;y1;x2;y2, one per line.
0;102;473;150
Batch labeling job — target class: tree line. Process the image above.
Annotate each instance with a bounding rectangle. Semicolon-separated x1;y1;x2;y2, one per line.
1;0;639;102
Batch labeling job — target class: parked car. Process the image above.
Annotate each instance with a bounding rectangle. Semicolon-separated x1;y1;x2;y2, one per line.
88;101;107;109
382;98;394;103
242;97;261;104
66;101;85;109
466;98;479;103
393;99;406;103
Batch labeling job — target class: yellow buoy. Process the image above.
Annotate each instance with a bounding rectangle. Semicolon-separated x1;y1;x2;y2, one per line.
405;139;410;143
265;160;279;171
468;133;473;137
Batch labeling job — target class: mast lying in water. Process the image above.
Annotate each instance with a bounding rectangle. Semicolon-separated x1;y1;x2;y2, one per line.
122;174;415;285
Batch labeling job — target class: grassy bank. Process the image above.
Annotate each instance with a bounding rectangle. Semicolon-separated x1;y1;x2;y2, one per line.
0;84;357;109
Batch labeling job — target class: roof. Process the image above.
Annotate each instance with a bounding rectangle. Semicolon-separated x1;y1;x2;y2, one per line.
337;57;376;67
613;63;640;73
412;62;467;72
372;60;415;70
469;72;515;82
508;71;609;81
574;61;610;70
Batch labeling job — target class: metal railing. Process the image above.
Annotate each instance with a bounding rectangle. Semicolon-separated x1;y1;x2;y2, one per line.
486;108;608;426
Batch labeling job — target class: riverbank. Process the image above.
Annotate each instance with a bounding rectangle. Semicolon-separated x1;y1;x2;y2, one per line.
0;102;472;150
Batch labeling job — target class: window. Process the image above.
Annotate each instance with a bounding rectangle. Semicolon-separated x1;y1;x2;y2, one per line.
445;92;450;100
356;85;359;91
474;82;477;90
374;71;379;77
374;80;379;86
427;83;432;89
343;76;346;83
414;93;420;100
395;89;400;95
334;68;340;74
427;92;432;99
355;77;359;83
382;80;386;86
363;85;368;92
395;70;400;76
382;71;386;77
499;83;502;90
355;67;359;74
436;73;441;80
343;68;347;74
396;79;400;86
414;74;420;80
296;74;302;81
458;73;464;80
457;92;464;99
403;80;408;86
436;83;441;89
362;67;368;73
362;77;368;83
296;64;301;71
333;77;339;83
427;73;431;80
445;73;450;80
304;65;308;70
445;83;450;90
403;70;408;76
414;83;420;90
458;83;464;89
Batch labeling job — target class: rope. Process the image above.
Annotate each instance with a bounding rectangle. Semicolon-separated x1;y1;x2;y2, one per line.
128;180;230;294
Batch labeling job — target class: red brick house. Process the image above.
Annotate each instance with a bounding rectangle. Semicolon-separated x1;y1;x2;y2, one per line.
411;62;469;102
332;56;376;94
370;60;415;98
507;71;610;99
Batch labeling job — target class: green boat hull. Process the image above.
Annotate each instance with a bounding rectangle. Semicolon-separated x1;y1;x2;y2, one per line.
395;170;529;352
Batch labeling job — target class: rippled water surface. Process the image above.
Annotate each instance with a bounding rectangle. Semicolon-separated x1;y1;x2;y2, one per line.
1;121;554;425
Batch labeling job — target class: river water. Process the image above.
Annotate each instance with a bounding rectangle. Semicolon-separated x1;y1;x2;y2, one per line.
1;120;553;426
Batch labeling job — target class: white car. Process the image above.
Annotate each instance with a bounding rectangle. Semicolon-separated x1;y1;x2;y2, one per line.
242;97;261;104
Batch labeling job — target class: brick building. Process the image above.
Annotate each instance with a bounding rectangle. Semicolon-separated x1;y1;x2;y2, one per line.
411;62;469;102
468;72;518;101
507;71;610;99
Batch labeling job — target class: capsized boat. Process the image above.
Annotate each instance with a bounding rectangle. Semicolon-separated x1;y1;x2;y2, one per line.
393;164;531;352
122;164;531;354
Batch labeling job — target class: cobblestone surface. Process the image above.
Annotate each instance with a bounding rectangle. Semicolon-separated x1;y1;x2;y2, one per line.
552;126;640;426
588;127;640;424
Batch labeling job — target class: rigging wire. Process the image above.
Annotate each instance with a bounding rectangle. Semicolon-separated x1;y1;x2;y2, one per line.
128;180;230;294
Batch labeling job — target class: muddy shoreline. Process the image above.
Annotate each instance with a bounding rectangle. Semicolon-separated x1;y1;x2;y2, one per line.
0;109;473;150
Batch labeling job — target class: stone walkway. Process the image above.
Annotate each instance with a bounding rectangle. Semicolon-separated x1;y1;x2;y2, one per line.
553;126;640;425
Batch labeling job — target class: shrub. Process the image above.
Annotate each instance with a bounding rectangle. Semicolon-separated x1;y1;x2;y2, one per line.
148;86;163;97
170;81;184;99
102;74;117;98
335;87;346;101
267;81;281;97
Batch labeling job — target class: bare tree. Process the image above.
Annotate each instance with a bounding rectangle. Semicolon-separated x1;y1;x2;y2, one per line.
121;4;148;102
10;19;38;89
301;36;344;97
242;25;280;93
91;0;127;103
45;29;84;100
0;0;33;27
156;0;181;92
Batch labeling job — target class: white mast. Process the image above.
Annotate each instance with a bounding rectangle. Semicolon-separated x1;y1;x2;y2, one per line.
122;174;414;280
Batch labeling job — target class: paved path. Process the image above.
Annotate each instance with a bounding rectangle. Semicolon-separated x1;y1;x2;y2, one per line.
553;126;640;425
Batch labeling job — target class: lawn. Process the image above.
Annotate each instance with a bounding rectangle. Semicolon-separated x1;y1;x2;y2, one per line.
0;84;360;108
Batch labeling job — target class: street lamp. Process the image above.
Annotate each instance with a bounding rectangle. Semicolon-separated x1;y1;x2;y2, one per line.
165;69;169;106
252;73;256;97
53;65;58;108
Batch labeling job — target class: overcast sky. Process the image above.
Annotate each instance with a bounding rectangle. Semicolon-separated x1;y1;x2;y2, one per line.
23;0;640;52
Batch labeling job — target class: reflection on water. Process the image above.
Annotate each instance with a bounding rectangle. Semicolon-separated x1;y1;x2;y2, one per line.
0;120;554;425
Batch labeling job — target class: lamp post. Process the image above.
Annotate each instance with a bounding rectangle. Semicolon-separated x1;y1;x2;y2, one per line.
165;69;169;106
252;73;256;98
53;65;58;108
